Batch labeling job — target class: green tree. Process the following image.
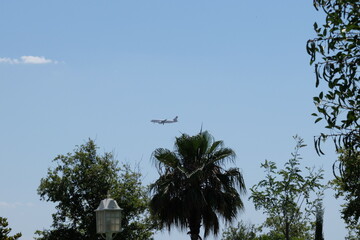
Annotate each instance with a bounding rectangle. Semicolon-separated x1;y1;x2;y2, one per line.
249;136;324;240
221;221;297;240
307;0;359;153
307;0;360;232
307;0;360;234
331;149;360;235
221;221;257;240
344;223;360;240
0;217;21;240
149;131;246;240
36;139;154;240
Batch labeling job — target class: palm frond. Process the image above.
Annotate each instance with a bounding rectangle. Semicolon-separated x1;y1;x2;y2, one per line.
152;148;179;173
202;205;219;237
207;148;236;166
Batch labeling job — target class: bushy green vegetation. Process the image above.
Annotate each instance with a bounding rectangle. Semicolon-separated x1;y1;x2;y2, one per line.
0;217;21;240
35;139;155;240
307;0;360;235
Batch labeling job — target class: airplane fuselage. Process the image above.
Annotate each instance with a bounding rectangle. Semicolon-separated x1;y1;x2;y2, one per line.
151;116;178;124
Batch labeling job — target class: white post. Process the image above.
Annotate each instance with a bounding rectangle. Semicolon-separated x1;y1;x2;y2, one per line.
106;232;113;240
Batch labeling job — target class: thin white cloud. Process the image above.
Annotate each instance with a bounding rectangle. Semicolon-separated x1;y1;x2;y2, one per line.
0;57;19;64
0;201;34;208
0;56;57;64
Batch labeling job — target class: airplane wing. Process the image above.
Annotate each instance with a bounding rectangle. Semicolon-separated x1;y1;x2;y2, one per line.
151;119;166;124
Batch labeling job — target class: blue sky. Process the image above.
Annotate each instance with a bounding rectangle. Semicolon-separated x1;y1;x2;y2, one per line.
0;1;347;239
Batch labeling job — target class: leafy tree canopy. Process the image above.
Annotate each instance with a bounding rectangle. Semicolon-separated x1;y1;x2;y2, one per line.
221;220;307;240
0;217;21;240
307;0;359;153
36;139;155;240
221;221;257;240
330;149;360;233
307;0;360;230
150;131;246;240
249;136;325;240
344;223;360;240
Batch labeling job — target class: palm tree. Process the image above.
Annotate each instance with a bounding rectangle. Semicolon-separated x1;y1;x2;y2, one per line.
149;131;246;240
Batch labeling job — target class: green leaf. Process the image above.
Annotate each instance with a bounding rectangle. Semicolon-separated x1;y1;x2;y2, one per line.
315;117;323;123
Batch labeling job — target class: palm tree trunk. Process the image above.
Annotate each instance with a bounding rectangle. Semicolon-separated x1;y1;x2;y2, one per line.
285;221;290;240
190;233;201;240
188;215;202;240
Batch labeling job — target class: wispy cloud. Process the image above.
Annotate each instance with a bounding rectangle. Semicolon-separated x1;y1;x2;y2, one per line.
0;56;58;64
0;57;19;64
0;201;35;208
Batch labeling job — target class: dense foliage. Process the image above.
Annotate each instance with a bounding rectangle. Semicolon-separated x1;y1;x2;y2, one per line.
221;220;305;240
0;217;21;240
150;131;246;240
249;137;324;240
36;139;154;240
307;0;359;153
307;0;360;233
331;149;360;235
221;221;257;240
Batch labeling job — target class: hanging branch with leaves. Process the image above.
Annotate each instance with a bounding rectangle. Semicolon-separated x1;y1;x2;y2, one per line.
307;0;359;154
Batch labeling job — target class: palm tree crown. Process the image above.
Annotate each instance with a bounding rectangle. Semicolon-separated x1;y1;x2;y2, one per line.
150;131;246;240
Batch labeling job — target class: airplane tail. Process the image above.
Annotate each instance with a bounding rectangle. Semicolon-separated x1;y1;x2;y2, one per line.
173;116;178;122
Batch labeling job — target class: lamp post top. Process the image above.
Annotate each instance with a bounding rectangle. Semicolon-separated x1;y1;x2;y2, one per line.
95;197;122;211
95;197;122;240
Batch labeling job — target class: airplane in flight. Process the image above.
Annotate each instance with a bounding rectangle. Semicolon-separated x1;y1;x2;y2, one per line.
151;116;178;125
